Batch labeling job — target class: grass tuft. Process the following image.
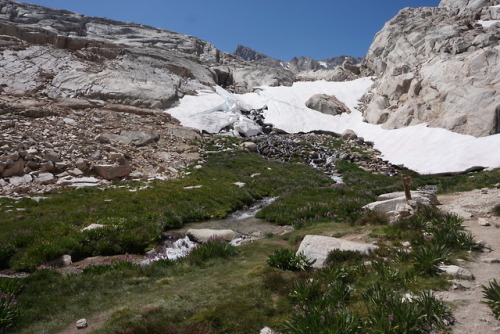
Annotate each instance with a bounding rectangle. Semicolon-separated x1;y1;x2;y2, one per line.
187;239;239;266
492;204;500;216
482;279;500;320
267;249;315;271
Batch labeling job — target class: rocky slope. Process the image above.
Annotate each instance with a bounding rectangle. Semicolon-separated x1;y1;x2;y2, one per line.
0;95;202;197
0;0;298;195
363;0;500;137
0;0;295;106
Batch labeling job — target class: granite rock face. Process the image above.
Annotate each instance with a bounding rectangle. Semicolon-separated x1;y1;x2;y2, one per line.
0;0;295;110
363;0;500;137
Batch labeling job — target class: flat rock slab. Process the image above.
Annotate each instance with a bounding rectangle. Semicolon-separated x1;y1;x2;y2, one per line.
297;235;378;268
187;229;238;243
364;194;433;213
377;191;440;205
439;265;474;280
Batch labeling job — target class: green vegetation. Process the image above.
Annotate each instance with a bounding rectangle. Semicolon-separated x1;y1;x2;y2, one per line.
0;279;21;331
268;209;473;333
187;239;239;266
1;140;499;333
325;249;367;266
0;151;329;272
267;249;315;271
493;204;500;216
482;279;500;320
415;170;500;194
257;160;404;227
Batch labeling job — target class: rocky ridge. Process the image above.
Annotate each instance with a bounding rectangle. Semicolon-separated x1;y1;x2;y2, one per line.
363;0;500;137
234;44;363;72
233;44;368;81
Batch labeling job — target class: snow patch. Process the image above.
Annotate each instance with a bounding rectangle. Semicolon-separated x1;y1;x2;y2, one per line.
477;20;500;28
165;78;500;174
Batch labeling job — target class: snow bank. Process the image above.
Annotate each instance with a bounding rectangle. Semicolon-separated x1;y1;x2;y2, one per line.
165;78;500;174
477;20;500;28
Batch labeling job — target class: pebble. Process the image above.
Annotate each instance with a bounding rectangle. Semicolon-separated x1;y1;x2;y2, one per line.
478;218;491;226
76;318;88;329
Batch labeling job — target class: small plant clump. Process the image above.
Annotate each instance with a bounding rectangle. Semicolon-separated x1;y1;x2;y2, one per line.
0;244;16;269
364;286;451;333
0;279;22;331
324;249;366;266
354;210;390;226
187;239;239;266
412;244;451;276
493;204;500;216
482;279;500;320
267;248;315;271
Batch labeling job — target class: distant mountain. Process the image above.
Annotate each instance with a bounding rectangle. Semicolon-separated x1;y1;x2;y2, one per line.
234;44;363;73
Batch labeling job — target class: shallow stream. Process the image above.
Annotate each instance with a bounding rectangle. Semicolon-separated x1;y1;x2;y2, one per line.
174;197;291;236
142;197;292;263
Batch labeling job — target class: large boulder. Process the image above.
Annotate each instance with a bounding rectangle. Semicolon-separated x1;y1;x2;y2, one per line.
363;193;435;214
305;94;351;116
297;235;378;268
363;1;500;137
1;159;24;177
377;191;440;205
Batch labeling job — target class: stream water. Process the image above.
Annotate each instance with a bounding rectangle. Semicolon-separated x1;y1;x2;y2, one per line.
174;197;290;235
142;197;292;264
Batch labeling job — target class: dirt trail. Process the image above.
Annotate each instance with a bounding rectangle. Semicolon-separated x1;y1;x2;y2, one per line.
436;188;500;334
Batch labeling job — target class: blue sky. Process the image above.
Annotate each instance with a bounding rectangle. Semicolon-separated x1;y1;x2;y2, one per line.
25;0;440;60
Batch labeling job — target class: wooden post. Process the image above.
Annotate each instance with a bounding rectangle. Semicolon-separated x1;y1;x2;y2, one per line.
401;175;412;201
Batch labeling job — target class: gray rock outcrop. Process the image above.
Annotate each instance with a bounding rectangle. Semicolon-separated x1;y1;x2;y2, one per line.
439;264;475;280
363;0;500;137
363;191;437;214
377;191;440;205
232;66;295;93
297;235;378;268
